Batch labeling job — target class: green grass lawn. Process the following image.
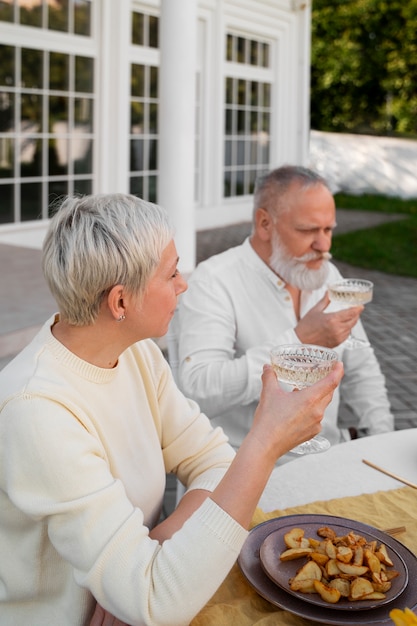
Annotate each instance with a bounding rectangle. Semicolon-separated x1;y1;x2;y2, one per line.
332;194;417;278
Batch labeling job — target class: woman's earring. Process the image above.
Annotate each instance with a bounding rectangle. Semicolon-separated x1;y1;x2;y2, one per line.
117;314;126;322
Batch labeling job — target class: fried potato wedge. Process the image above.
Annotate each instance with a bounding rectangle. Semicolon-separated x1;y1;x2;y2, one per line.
377;544;394;567
284;527;310;549
279;524;400;606
290;560;322;593
313;580;341;603
329;577;350;598
337;562;369;577
280;547;313;561
349;577;374;600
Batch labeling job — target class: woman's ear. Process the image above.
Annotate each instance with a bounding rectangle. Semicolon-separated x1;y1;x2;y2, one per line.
107;285;126;321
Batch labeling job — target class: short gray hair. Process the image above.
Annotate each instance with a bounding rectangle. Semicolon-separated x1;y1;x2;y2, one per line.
42;193;174;326
253;165;331;222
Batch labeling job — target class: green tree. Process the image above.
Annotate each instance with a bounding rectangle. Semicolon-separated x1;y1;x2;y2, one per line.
311;0;417;136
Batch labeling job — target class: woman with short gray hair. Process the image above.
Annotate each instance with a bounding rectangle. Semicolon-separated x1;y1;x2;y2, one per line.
0;193;342;626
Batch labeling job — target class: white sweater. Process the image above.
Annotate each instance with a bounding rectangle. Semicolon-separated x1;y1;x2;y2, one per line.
0;315;247;626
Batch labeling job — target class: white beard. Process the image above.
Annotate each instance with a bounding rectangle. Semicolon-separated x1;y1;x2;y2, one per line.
269;230;331;291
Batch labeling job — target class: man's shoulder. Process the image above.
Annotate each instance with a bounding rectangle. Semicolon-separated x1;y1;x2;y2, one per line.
192;243;247;278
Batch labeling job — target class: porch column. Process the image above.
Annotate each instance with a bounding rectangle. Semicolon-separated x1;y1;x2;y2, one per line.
159;0;197;272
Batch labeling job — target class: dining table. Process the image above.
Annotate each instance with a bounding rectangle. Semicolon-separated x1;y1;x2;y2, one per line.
190;428;417;626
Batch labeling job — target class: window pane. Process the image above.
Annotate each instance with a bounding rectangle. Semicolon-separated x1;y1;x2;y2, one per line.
249;169;258;194
262;43;269;68
21;182;42;220
0;45;15;86
225;77;234;105
150;66;158;98
130;138;143;171
75;56;94;93
22;48;43;89
74;0;91;36
20;138;42;176
130;175;143;198
19;0;42;27
0;138;14;177
74;97;93;129
261;140;270;164
225;108;233;134
49;137;68;175
49;95;69;130
73;138;92;174
262;111;270;132
131;64;144;97
131;12;144;45
250;81;258;107
49;52;69;91
0;92;14;132
237;79;246;106
48;0;68;32
148;175;157;203
226;34;233;62
263;83;271;107
237;109;246;134
149;15;158;48
149;102;158;133
250;110;258;132
224;171;232;197
73;179;91;196
48;180;67;205
237;37;245;63
0;0;13;22
131;102;144;132
0;183;14;222
224;139;232;166
237;139;245;165
250;40;258;66
149;139;157;170
236;170;244;195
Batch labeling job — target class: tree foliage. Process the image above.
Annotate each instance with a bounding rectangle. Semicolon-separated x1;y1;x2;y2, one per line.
310;0;417;136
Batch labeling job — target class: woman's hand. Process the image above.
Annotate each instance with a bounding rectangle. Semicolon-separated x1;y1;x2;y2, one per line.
251;361;344;460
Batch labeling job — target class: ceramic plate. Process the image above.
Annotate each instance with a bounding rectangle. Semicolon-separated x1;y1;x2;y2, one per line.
259;520;407;610
238;514;417;625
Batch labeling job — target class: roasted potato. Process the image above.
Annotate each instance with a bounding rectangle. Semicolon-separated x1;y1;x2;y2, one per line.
278;524;400;606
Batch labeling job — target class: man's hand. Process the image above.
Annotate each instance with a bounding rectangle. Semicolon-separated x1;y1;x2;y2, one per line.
295;293;363;348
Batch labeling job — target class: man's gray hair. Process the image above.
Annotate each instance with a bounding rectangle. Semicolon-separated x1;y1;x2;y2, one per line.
253;165;331;222
42;193;174;326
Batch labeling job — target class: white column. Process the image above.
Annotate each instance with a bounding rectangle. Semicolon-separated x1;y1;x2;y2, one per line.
98;0;130;193
159;0;197;272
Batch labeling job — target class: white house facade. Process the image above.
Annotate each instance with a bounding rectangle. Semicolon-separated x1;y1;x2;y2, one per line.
0;0;311;270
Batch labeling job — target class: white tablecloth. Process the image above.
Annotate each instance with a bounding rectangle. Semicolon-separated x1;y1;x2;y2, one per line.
259;428;417;512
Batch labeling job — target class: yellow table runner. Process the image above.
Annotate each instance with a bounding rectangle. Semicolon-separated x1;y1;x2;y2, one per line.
191;487;417;626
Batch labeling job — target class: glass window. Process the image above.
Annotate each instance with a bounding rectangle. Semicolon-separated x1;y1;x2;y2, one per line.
129;54;159;203
223;34;272;198
0;45;15;86
0;41;95;222
22;48;43;89
74;0;91;36
0;183;14;222
131;11;159;49
0;0;92;35
48;0;69;32
20;0;42;27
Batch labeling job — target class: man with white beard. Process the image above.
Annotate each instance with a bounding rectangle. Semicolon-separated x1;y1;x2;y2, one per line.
176;166;393;463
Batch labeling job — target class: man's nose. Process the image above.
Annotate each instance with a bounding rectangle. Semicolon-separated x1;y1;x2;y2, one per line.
313;231;332;251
